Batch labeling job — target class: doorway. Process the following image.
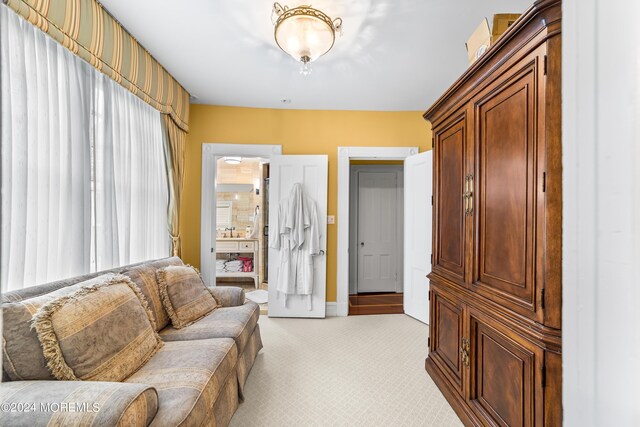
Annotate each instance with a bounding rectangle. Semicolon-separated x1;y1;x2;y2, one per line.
336;146;431;321
200;143;281;291
213;157;269;309
201;144;330;319
349;163;404;315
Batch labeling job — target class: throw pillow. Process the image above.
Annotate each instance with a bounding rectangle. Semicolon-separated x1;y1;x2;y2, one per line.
2;273;119;381
156;265;218;329
31;274;163;381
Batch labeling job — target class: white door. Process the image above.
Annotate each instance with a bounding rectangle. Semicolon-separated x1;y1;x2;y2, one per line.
403;151;432;323
357;171;400;293
268;155;328;318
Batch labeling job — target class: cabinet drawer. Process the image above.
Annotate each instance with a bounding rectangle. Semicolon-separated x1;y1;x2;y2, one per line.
239;241;255;251
217;241;239;251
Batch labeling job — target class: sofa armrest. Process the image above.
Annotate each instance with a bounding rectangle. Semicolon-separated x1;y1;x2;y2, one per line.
0;381;158;427
208;286;245;307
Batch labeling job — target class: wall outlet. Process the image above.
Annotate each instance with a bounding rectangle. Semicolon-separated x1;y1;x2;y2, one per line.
327;215;335;225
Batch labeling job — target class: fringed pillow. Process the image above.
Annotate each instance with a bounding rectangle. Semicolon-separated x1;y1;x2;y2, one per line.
3;273;120;381
120;257;185;331
156;265;218;329
31;274;163;382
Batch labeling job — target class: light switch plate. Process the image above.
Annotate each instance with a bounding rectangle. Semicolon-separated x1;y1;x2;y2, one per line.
327;215;335;225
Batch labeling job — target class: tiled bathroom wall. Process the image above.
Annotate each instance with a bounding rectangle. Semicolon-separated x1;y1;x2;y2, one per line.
217;191;260;237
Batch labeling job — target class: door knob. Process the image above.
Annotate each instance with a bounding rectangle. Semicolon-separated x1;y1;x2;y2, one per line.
360;242;364;246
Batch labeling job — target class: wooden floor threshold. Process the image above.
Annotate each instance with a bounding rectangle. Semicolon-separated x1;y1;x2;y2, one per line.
348;293;404;316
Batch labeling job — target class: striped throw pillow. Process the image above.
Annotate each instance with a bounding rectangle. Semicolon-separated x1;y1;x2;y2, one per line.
156;265;218;329
31;274;163;381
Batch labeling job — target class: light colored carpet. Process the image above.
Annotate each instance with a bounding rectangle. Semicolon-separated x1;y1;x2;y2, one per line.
230;314;463;427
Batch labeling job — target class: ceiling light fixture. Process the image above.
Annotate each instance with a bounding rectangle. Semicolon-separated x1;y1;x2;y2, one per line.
223;156;242;165
272;2;343;76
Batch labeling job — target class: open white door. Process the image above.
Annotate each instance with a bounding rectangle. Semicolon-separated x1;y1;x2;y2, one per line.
268;155;328;318
403;151;432;323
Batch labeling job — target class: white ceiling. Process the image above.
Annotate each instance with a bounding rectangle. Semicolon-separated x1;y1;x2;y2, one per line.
100;0;532;111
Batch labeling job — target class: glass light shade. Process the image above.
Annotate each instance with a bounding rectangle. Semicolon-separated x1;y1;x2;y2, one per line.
274;14;335;62
223;156;242;165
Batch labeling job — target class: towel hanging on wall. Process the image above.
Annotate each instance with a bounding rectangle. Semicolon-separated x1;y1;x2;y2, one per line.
248;205;260;239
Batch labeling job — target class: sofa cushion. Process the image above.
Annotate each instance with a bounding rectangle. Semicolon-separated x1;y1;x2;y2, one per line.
121;257;184;331
32;274;163;381
159;302;259;353
157;265;218;329
2;273;121;381
125;338;238;427
0;381;158;427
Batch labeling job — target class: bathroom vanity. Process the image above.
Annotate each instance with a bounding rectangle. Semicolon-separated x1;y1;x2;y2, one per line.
216;238;260;288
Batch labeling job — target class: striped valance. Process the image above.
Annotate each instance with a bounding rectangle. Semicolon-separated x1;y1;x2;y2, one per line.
4;0;190;131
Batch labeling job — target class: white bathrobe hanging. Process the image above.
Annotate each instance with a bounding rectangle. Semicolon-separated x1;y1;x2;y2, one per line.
269;183;320;307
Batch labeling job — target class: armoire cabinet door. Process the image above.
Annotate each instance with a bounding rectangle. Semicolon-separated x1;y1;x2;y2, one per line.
467;308;544;427
433;111;469;286
472;52;545;320
430;286;465;396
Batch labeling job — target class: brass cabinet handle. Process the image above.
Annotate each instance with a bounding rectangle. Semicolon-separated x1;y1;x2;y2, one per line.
459;346;469;367
459;337;470;367
463;175;474;215
463;176;469;214
467;175;473;215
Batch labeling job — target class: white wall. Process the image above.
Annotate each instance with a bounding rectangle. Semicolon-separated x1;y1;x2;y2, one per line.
563;0;640;425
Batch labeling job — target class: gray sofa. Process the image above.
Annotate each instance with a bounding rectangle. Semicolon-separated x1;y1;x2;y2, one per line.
1;257;263;426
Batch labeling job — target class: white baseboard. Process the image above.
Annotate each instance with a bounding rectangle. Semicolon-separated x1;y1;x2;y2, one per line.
325;302;337;317
336;301;349;317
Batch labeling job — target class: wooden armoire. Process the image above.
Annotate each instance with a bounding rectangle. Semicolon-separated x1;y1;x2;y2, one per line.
423;1;562;426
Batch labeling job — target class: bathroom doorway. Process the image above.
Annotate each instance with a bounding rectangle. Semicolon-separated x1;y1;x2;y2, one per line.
214;157;265;283
214;156;270;312
200;143;282;314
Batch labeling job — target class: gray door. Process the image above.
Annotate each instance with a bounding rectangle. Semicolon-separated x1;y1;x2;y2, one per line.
357;171;400;293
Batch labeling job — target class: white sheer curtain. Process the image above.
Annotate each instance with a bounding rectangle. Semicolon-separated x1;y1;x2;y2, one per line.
93;73;170;271
1;5;170;291
1;6;92;292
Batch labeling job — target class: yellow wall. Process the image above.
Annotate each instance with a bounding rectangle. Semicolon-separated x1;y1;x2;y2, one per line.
181;105;432;302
